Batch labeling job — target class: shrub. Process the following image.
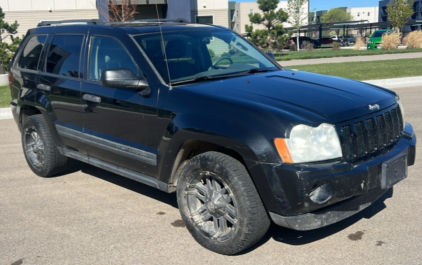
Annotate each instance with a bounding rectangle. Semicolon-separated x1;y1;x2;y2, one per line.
404;30;422;49
208;48;215;58
301;41;314;51
332;41;340;50
381;32;400;50
353;37;365;50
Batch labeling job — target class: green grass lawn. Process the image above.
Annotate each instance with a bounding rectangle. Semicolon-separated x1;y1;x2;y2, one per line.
287;58;422;81
275;48;422;61
0;85;11;108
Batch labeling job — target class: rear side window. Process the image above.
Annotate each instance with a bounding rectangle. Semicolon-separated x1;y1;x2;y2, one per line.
88;36;138;81
46;35;84;78
17;35;47;70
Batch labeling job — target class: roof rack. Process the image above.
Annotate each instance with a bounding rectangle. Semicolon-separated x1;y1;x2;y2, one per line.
37;19;104;27
107;18;189;25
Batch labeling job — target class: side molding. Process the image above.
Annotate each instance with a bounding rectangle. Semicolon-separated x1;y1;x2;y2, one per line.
57;147;170;192
55;124;157;166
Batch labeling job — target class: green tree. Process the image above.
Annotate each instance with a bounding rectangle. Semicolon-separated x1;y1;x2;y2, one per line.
287;0;308;51
246;0;289;51
0;6;22;73
320;8;353;23
386;0;415;32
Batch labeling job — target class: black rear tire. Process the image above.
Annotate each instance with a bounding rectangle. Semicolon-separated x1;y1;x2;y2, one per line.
22;114;71;177
177;151;270;255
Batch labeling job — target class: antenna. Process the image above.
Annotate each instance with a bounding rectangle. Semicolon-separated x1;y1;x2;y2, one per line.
155;4;172;89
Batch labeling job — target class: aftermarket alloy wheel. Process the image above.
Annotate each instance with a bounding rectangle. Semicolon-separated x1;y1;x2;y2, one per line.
22;114;70;177
177;152;270;255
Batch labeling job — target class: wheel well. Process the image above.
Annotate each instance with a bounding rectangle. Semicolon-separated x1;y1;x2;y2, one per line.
20;106;41;128
168;139;247;189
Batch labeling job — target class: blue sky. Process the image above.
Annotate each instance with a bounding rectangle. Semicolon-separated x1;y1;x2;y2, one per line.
235;0;381;11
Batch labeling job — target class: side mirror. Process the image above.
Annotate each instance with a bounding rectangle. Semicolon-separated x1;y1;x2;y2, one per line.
101;68;150;95
266;52;275;60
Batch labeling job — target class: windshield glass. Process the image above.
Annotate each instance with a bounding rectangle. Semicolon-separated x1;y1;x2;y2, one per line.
372;31;388;38
132;29;278;85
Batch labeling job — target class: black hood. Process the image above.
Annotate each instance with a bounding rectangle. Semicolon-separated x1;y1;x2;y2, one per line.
183;69;397;123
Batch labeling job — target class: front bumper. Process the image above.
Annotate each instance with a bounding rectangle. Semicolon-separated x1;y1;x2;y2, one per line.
265;123;416;230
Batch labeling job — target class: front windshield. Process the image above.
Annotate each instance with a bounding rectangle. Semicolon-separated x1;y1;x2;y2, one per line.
132;29;279;85
372;31;388;38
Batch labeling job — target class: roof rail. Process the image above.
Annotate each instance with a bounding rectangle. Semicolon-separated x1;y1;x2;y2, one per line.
108;18;189;25
37;19;104;27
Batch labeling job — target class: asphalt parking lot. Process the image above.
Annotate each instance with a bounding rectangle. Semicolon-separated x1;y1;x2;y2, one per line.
1;86;421;265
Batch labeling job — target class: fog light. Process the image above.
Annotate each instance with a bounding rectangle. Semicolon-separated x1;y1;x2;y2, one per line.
309;183;332;204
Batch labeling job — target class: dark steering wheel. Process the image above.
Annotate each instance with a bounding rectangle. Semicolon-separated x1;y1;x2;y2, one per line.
212;57;233;69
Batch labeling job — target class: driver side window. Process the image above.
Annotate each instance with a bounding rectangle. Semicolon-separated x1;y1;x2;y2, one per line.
89;36;138;81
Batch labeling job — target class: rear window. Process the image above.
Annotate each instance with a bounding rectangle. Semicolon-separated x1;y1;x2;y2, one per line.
17;35;47;70
46;35;84;78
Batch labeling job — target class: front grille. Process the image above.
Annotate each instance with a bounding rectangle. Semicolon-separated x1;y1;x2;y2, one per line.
340;107;403;161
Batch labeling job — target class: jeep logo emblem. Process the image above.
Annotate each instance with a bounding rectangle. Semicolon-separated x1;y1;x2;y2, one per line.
369;104;380;110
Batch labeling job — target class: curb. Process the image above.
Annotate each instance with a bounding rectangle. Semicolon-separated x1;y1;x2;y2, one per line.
363;76;422;89
0;76;421;120
0;107;12;120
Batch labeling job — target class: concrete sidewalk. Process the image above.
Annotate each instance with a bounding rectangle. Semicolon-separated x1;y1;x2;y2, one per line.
279;52;422;67
1;75;421;120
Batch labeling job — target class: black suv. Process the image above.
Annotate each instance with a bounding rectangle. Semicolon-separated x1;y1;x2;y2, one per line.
9;19;416;255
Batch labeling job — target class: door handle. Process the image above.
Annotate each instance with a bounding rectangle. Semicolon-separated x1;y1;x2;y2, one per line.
83;94;101;103
37;84;51;91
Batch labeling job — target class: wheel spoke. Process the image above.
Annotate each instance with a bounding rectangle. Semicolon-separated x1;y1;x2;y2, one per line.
201;211;212;221
226;204;236;218
219;217;227;232
31;132;39;141
213;216;219;230
195;190;206;202
224;213;235;225
192;205;206;215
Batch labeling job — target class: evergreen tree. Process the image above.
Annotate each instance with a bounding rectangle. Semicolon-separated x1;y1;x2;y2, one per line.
245;0;290;52
0;6;22;73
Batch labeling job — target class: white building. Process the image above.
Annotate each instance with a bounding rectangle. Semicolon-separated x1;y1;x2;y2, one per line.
0;0;232;38
232;1;309;35
347;7;379;23
191;0;229;28
0;0;99;37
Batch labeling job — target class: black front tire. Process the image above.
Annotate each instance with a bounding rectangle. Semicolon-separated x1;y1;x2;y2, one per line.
177;151;270;255
21;114;71;177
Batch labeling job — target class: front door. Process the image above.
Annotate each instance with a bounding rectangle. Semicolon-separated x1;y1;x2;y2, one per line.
81;34;158;175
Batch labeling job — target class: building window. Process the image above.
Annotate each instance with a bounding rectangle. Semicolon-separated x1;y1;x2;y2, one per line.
368;12;370;16
357;12;360;17
250;9;253;14
196;16;213;24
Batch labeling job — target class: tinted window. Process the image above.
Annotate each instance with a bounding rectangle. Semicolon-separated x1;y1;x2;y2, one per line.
196;16;213;24
89;36;138;81
17;35;47;70
46;35;83;78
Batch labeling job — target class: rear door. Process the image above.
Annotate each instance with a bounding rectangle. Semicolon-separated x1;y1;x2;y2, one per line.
37;27;87;153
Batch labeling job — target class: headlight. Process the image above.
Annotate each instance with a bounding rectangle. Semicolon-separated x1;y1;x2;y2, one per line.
368;41;373;44
397;96;406;129
274;123;342;163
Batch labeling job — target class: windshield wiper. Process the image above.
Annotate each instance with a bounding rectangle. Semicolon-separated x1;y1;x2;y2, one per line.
171;69;278;86
171;74;239;86
245;68;277;74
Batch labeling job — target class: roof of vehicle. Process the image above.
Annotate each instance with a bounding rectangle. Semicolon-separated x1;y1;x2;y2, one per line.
34;19;227;34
